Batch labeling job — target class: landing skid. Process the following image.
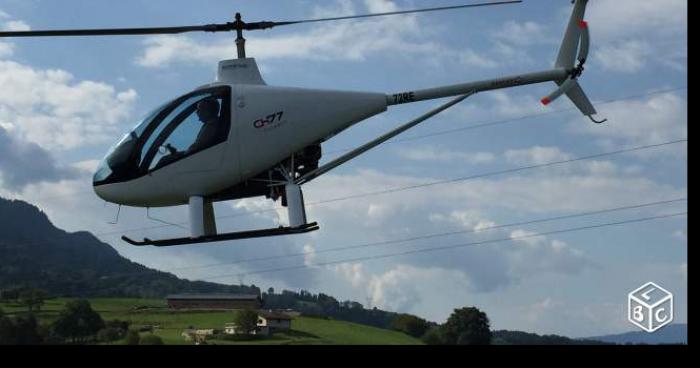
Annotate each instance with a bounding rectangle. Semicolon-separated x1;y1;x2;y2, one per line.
122;222;320;247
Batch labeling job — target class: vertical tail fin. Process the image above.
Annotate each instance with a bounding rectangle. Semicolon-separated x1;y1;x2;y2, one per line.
556;0;589;69
542;0;606;123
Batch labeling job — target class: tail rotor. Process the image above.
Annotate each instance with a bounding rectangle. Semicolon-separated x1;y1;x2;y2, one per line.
541;0;607;124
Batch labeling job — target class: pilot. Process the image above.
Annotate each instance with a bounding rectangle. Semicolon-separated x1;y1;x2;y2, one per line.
189;98;222;153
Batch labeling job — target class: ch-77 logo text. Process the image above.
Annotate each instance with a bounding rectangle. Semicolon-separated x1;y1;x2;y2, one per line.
253;111;285;129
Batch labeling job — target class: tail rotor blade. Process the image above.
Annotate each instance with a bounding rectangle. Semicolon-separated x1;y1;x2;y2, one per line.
541;77;578;106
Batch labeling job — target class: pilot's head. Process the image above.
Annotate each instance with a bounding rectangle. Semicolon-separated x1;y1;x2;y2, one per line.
196;98;220;123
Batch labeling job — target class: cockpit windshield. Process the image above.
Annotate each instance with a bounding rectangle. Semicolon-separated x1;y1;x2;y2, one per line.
93;86;231;186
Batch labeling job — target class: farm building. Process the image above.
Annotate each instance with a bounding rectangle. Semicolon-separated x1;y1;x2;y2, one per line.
258;310;293;332
182;329;216;343
167;294;261;310
225;310;294;336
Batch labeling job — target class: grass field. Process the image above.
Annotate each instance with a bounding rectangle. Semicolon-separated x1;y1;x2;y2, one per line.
0;298;422;345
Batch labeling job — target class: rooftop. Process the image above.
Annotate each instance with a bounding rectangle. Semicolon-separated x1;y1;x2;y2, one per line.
258;310;293;320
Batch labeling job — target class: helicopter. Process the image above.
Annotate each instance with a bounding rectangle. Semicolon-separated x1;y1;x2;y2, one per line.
0;0;605;247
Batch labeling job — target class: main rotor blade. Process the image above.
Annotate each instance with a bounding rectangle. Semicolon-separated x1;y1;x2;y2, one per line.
0;23;233;37
0;1;523;38
266;0;523;28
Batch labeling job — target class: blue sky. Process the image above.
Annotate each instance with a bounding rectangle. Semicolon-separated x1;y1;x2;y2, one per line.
0;0;687;338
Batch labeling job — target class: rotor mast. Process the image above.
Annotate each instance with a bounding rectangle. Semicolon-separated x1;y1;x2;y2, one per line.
234;13;246;59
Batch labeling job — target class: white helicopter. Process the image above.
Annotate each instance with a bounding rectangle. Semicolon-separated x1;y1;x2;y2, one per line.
1;0;605;247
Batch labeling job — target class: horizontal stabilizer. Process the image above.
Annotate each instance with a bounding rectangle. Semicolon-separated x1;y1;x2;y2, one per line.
563;79;597;116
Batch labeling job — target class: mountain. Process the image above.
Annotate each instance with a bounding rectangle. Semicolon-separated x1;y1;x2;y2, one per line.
492;330;611;345
0;197;402;330
586;324;687;345
0;197;259;298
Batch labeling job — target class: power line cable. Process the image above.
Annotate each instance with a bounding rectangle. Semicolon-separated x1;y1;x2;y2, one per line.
169;198;687;272
87;138;686;238
45;206;687;294
202;212;687;280
1;138;686;253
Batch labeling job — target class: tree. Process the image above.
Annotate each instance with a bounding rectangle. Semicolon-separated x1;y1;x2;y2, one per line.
441;307;491;345
232;309;259;335
0;288;20;302
19;289;48;312
391;314;430;338
0;313;43;345
267;287;275;295
13;314;43;345
421;326;444;345
139;334;164;345
105;319;130;334
97;328;123;344
125;330;140;345
0;313;16;345
52;300;105;344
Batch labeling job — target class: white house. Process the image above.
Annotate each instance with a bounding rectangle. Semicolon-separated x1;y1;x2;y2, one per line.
225;310;293;336
257;310;293;333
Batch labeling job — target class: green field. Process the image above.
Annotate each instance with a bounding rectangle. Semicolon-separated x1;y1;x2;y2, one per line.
1;298;422;345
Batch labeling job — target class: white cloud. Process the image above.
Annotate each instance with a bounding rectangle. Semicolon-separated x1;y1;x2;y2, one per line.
429;209;495;232
587;0;687;73
0;60;137;151
450;90;543;122
673;230;687;242
456;49;499;69
333;262;366;289
492;21;552;47
396;145;496;164
509;229;541;247
0;127;79;191
137;0;432;67
524;297;564;324
584;161;619;176
135;0;495;70
571;91;687;155
365;265;470;313
587;0;687;42
308;151;684;221
232;197;282;224
2;20;30;32
303;162;639;291
0;42;13;59
303;244;317;267
71;159;101;174
504;146;573;166
0;13;28;59
594;40;650;73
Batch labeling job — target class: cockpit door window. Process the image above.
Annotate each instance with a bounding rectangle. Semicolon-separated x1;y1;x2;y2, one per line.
141;88;230;172
93;86;231;186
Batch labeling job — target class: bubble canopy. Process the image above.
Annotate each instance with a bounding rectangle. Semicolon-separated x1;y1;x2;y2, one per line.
93;86;231;186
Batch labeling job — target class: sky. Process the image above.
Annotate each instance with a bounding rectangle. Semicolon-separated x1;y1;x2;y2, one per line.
0;0;687;338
